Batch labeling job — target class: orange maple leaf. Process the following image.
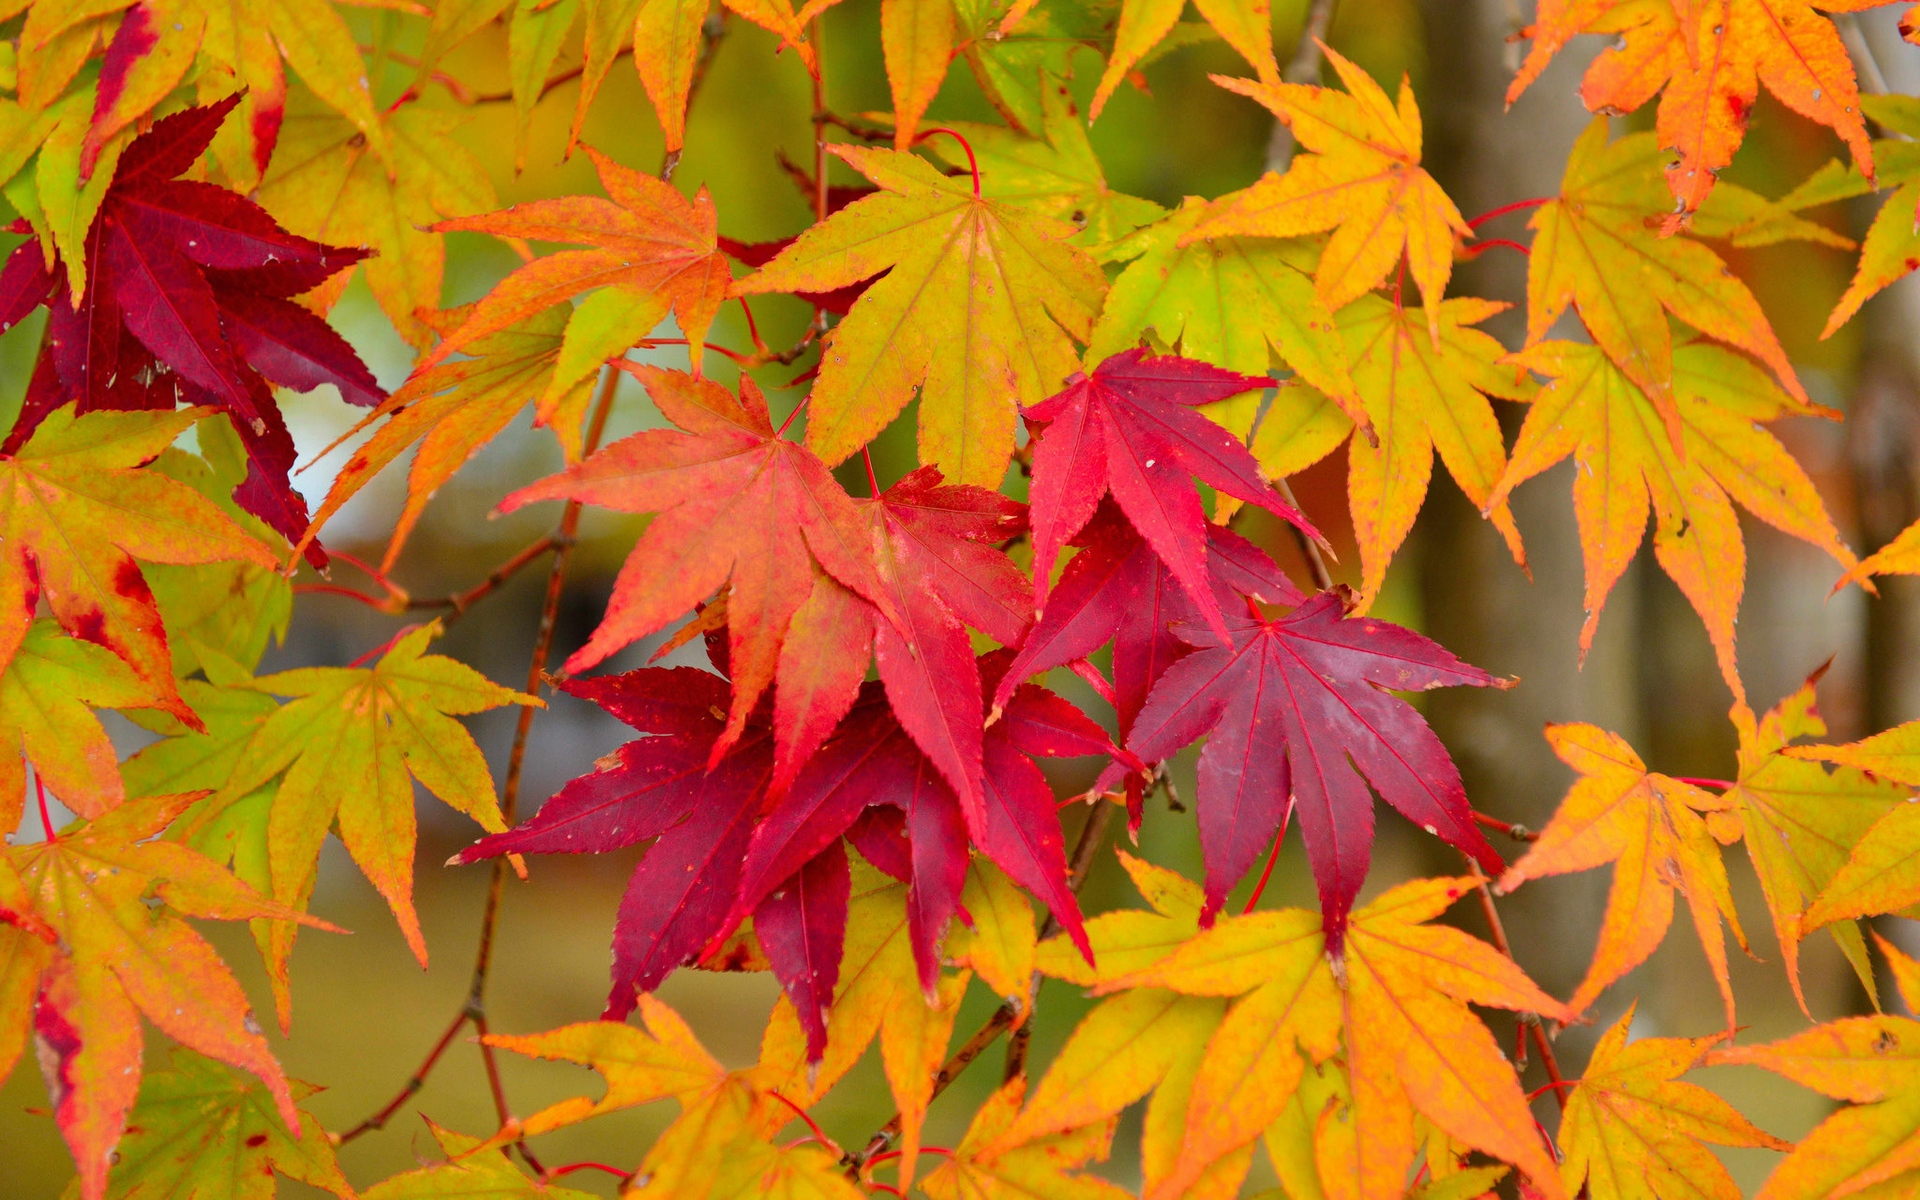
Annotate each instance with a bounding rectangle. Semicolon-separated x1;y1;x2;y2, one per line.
1184;43;1468;345
1497;722;1746;1029
1511;0;1887;224
418;149;730;391
0;794;332;1200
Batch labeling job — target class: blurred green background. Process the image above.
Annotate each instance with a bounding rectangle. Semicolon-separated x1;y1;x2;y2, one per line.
5;0;1920;1194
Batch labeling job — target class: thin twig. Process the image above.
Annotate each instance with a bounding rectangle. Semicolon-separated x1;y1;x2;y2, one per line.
333;1008;471;1144
409;535;562;621
1275;476;1334;592
1464;860;1568;1113
1002;802;1115;1082
1471;810;1538;842
1265;0;1338;172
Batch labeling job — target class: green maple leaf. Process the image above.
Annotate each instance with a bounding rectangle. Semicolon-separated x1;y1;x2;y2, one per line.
67;1047;352;1200
735;144;1107;487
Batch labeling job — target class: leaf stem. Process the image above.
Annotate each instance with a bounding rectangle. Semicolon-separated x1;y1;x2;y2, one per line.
1471;810;1538;842
1672;776;1734;792
1464;859;1569;1114
546;1162;634;1181
862;446;881;498
916;128;982;197
1275;476;1334;592
776;394;811;438
1466;237;1531;258
1244;827;1285;913
346;623;421;669
771;1090;840;1155
34;773;55;843
1465;197;1549;230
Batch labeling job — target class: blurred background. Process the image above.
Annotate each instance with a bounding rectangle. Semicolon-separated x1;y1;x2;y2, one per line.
5;0;1920;1193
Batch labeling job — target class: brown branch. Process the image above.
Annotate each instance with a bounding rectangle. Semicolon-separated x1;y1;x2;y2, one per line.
1464;859;1568;1113
408;535;563;622
333;1007;471;1144
1275;476;1335;592
1264;0;1338;171
846;801;1116;1171
1003;801;1114;1082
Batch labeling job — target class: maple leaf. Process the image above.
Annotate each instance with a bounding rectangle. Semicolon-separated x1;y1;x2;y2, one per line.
1497;722;1746;1027
1088;196;1358;410
922;79;1167;245
1709;935;1920;1199
18;0;388;187
477;995;727;1143
1184;44;1469;343
1126;588;1508;943
143;424;293;679
452;667;777;1018
920;1077;1132;1200
1819;97;1920;335
1783;717;1920;936
995;506;1297;826
1115;877;1574;1200
1725;673;1908;1012
1560;1005;1788;1200
498;366;890;763
1036;849;1202;987
1090;0;1279;121
1510;0;1883;223
362;1121;597;1200
0;622;147;833
256;95;498;348
76;1047;352;1200
420;148;730;390
723;659;1113;1026
1487;340;1856;704
212;622;534;998
1;793;326;1200
3;96;384;558
1527;121;1814;438
733;144;1108;486
1245;291;1536;608
0;405;278;726
300;304;598;570
1023;348;1319;641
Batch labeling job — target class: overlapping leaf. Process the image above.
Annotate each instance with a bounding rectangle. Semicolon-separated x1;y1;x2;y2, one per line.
1560;1005;1787;1200
1497;722;1746;1027
256;95;498;348
0;622;149;829
2;97;382;556
1726;674;1907;1010
1711;935;1920;1199
1088;197;1356;408
498;366;890;764
0;793;322;1200
423;148;729;388
1108;877;1574;1200
1527;122;1821;447
1023;348;1318;640
1511;0;1885;223
1186;45;1469;342
734;144;1107;486
73;1047;352;1200
1785;714;1920;934
301;304;597;570
0;405;277;725
203;623;533;1006
1488;340;1856;703
362;1122;598;1200
1127;589;1507;943
1813;96;1920;336
1089;0;1276;118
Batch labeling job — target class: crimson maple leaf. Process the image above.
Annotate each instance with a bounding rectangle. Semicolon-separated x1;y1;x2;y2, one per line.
450;667;773;1019
994;506;1302;829
0;95;381;565
1025;349;1322;641
1125;590;1508;945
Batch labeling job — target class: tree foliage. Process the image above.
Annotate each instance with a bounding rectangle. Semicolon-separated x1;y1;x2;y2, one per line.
4;0;1920;1197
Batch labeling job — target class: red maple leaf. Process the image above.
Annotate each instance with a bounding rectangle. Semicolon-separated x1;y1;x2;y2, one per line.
1024;348;1322;641
994;506;1301;829
1125;590;1509;946
0;95;380;565
453;656;1120;1057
